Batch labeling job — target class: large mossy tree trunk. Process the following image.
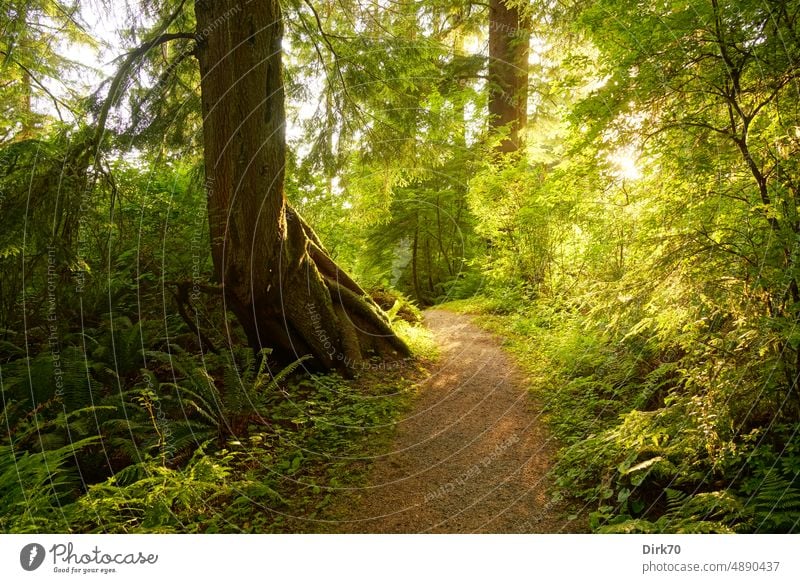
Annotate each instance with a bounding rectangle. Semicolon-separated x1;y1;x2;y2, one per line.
488;0;530;154
194;0;409;372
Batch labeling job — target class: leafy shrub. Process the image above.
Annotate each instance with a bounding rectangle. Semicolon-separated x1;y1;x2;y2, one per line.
449;295;800;533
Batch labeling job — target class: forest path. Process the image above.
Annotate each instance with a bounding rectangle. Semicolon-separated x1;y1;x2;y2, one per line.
331;309;576;533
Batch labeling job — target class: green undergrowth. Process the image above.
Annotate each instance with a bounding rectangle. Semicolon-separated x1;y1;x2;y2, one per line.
0;274;435;533
2;345;431;533
378;288;439;361
89;365;427;533
440;297;800;534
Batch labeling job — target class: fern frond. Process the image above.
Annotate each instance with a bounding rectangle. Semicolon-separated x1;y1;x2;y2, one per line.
254;354;312;396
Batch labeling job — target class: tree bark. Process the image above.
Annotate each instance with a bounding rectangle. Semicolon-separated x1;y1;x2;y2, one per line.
488;0;530;154
194;0;409;372
411;221;421;301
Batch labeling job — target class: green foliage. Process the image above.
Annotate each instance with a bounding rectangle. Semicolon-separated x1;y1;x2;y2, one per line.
448;297;800;533
0;438;98;533
596;489;741;534
746;469;800;533
378;288;423;324
0;1;95;142
436;0;800;534
149;346;312;440
68;446;236;533
468;158;573;295
58;368;419;533
4;0;800;536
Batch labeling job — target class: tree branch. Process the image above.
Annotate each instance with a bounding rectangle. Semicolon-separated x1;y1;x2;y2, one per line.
92;32;195;150
0;50;76;122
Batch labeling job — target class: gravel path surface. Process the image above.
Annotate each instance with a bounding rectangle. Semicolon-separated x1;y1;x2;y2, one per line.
332;309;579;533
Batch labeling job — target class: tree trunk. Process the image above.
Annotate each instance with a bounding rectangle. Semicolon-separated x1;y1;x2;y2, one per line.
488;0;530;154
435;195;454;277
411;221;421;301
425;235;434;293
194;0;409;372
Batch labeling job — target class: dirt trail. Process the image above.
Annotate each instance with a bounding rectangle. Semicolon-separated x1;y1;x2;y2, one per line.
332;309;579;533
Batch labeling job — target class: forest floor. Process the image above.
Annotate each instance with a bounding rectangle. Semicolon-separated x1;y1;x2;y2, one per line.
328;309;583;533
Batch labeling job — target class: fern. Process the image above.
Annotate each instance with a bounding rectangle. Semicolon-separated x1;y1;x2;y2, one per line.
598;488;741;533
251;351;311;406
154;349;310;437
0;438;98;533
747;470;800;533
68;445;234;533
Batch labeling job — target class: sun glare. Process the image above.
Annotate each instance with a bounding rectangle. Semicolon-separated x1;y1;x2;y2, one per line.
609;146;642;181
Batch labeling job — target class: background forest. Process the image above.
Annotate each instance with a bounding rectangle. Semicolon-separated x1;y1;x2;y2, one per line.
1;0;799;533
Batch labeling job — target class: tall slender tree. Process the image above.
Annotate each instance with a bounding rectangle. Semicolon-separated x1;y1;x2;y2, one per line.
488;0;530;154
